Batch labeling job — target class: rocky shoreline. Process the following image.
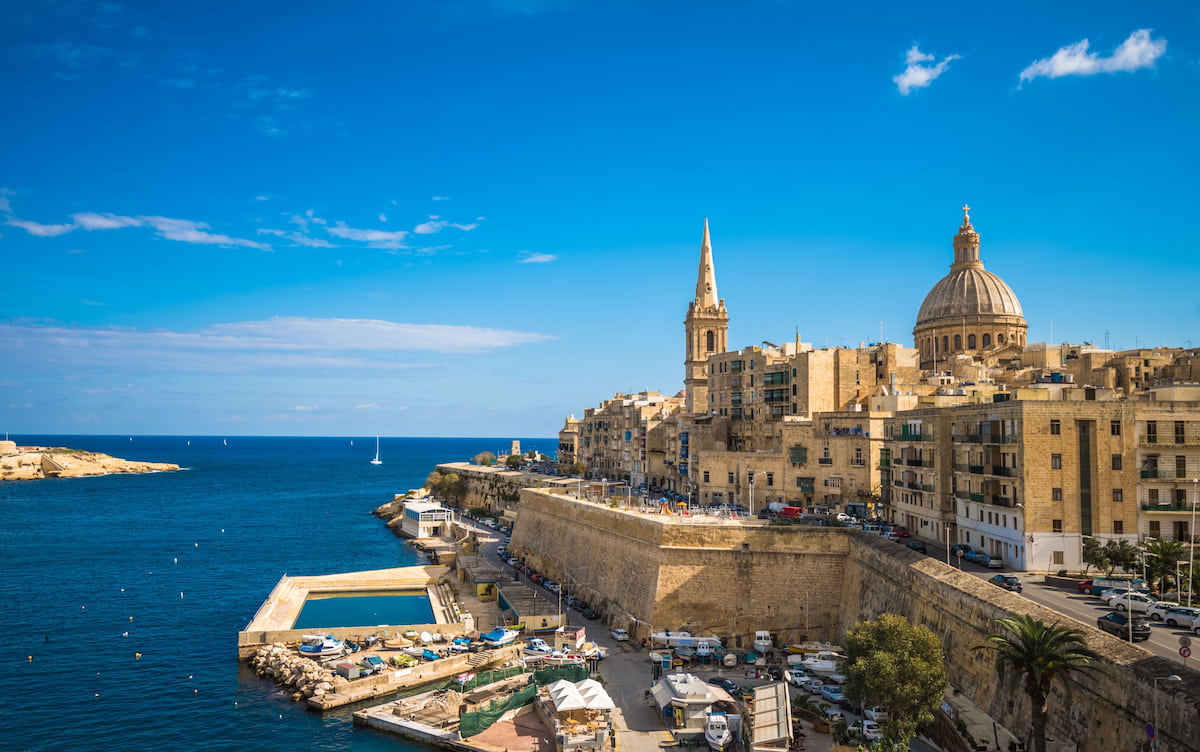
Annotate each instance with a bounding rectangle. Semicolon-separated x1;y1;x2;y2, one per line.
0;444;180;481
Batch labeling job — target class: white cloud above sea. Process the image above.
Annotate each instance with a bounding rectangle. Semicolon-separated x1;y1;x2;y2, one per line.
0;317;555;376
893;44;960;95
518;251;557;263
1019;29;1166;83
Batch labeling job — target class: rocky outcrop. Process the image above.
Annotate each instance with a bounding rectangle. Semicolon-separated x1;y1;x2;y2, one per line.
247;644;344;702
0;447;179;481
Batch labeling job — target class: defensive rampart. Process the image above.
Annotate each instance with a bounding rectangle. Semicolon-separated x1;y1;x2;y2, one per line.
511;489;1200;751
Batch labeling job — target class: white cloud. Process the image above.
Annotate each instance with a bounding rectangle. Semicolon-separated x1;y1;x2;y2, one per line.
378;213;387;223
255;195;270;201
258;228;336;248
6;218;78;237
894;44;960;95
0;196;11;214
0;317;554;376
518;251;557;263
432;196;449;201
414;216;481;234
138;215;272;250
291;404;318;411
1019;29;1166;83
71;212;143;230
326;221;409;248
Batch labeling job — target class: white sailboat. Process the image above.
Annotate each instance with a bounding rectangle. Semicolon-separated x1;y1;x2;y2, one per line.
370;436;382;465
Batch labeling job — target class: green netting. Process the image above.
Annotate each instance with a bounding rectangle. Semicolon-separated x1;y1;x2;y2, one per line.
531;665;589;685
459;683;538;737
444;666;527;692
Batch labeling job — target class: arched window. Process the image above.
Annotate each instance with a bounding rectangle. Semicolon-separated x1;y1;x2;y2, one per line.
982;333;991;348
942;336;949;352
954;334;962;350
968;334;976;349
997;333;1005;344
706;330;715;353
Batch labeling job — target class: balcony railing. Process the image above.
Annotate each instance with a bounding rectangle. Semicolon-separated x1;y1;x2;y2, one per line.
1141;470;1160;479
969;465;984;474
987;466;1018;478
922;484;935;492
1141;503;1200;512
905;458;923;467
991;495;1014;508
818;458;833;465
970;493;984;503
879;459;891;467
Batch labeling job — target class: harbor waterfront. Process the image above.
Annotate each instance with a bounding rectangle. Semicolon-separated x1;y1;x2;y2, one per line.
0;434;552;752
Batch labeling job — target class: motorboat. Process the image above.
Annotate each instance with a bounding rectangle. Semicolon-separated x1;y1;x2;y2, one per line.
722;653;737;667
753;630;773;653
800;650;845;674
524;638;553;655
480;628;520;646
696;642;712;659
298;634;345;658
705;712;734;751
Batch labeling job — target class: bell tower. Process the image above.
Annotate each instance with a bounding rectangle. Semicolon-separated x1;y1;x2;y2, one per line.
684;218;729;414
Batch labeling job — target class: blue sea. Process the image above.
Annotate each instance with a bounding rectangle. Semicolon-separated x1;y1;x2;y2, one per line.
0;435;552;752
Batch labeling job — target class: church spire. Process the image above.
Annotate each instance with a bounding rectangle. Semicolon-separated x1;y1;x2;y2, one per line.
695;218;718;308
952;203;982;268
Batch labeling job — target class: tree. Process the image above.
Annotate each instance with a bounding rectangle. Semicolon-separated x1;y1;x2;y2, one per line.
843;614;948;751
472;451;496;466
974;615;1101;752
570;461;587;476
1080;537;1105;575
1141;539;1186;595
1100;539;1139;577
504;454;524;470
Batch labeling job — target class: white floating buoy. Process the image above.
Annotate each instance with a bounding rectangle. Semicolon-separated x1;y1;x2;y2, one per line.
221;529;225;533
173;557;178;564
194;542;198;547
180;592;184;599
120;588;125;592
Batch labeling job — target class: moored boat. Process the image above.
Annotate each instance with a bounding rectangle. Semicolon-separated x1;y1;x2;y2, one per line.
480;628;520;646
800;650;844;674
298;634;345;658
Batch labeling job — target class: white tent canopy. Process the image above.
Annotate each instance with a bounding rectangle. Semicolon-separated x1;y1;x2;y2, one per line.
547;678;615;712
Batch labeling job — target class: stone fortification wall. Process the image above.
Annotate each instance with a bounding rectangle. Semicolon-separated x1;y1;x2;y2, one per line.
841;537;1200;752
436;462;570;512
510;490;849;645
512;491;1200;751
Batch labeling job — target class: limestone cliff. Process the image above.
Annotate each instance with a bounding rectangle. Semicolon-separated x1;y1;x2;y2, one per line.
0;446;179;481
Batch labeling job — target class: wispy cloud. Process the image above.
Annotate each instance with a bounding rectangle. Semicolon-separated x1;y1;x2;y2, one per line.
432;196;450;201
0;317;555;376
258;228;336;248
894;44;960;95
4;202;270;250
326;221;409;249
137;216;271;250
414;216;482;234
5;218;77;237
518;251;557;263
71;212;143;230
1019;29;1166;84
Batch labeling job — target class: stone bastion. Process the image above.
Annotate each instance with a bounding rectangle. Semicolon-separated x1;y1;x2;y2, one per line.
509;488;1200;751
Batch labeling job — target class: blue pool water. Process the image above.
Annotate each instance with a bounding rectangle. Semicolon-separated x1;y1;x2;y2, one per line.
294;594;435;630
0;434;552;752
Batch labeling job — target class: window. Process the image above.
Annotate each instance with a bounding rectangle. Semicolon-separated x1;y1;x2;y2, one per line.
703;471;710;483
1175;421;1186;444
968;334;976;348
1051;454;1062;470
1176;455;1187;478
982;333;991;348
788;446;808;464
764;371;788;386
706;330;715;353
766;472;774;487
1149;521;1160;537
954;334;962;350
1052;551;1064;566
1110;420;1121;436
730;392;743;405
1050;420;1061;435
1112;489;1123;502
998;333;1005;344
727;472;734;484
1113;521;1124;535
1052;488;1063;501
1052;519;1063;533
1111;454;1122;471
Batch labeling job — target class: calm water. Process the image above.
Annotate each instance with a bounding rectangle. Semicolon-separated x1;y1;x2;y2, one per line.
294;594;434;631
0;435;552;752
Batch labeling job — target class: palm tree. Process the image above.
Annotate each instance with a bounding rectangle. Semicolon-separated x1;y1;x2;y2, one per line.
1142;539;1186;595
975;615;1102;752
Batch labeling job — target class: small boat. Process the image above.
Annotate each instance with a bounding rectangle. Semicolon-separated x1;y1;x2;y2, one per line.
431;633;444;642
420;631;433;643
696;642;712;659
800;650;845;674
421;648;440;661
298;634;345;658
753;630;773;653
723;653;737;667
370;436;382;465
705;712;734;751
480;628;520;646
675;645;696;659
524;638;553;655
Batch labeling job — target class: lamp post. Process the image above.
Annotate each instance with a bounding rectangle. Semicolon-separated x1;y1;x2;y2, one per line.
1190;479;1198;607
1153;674;1182;752
749;474;755;518
945;524;952;566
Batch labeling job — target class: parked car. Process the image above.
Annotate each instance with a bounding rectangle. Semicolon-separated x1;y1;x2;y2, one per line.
848;719;883;742
951;544;972;556
1159;606;1200;628
801;678;825;694
1106;592;1156;614
820;685;846;704
895;527;910;538
784;668;807;687
906;540;927;554
963;550;989;565
989;574;1023;592
1080;577;1149;596
708;677;739;693
1145;601;1182;621
984;554;1004;568
610;628;630;641
863;705;890;722
1097;612;1152;641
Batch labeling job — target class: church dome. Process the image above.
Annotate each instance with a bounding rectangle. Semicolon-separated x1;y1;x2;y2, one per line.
916;267;1023;325
915;206;1023;326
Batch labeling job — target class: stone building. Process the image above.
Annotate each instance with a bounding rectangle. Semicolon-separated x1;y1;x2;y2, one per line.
559;209;1200;563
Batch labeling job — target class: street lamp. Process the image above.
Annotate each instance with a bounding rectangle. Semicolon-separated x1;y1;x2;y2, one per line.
748;474;755;518
945;524;952;566
1153;674;1182;752
1190;479;1198;607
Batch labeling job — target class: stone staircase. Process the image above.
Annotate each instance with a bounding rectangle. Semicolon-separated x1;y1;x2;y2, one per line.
466;650;492;668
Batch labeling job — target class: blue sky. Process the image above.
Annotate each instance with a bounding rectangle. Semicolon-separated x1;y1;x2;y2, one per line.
2;1;1197;438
